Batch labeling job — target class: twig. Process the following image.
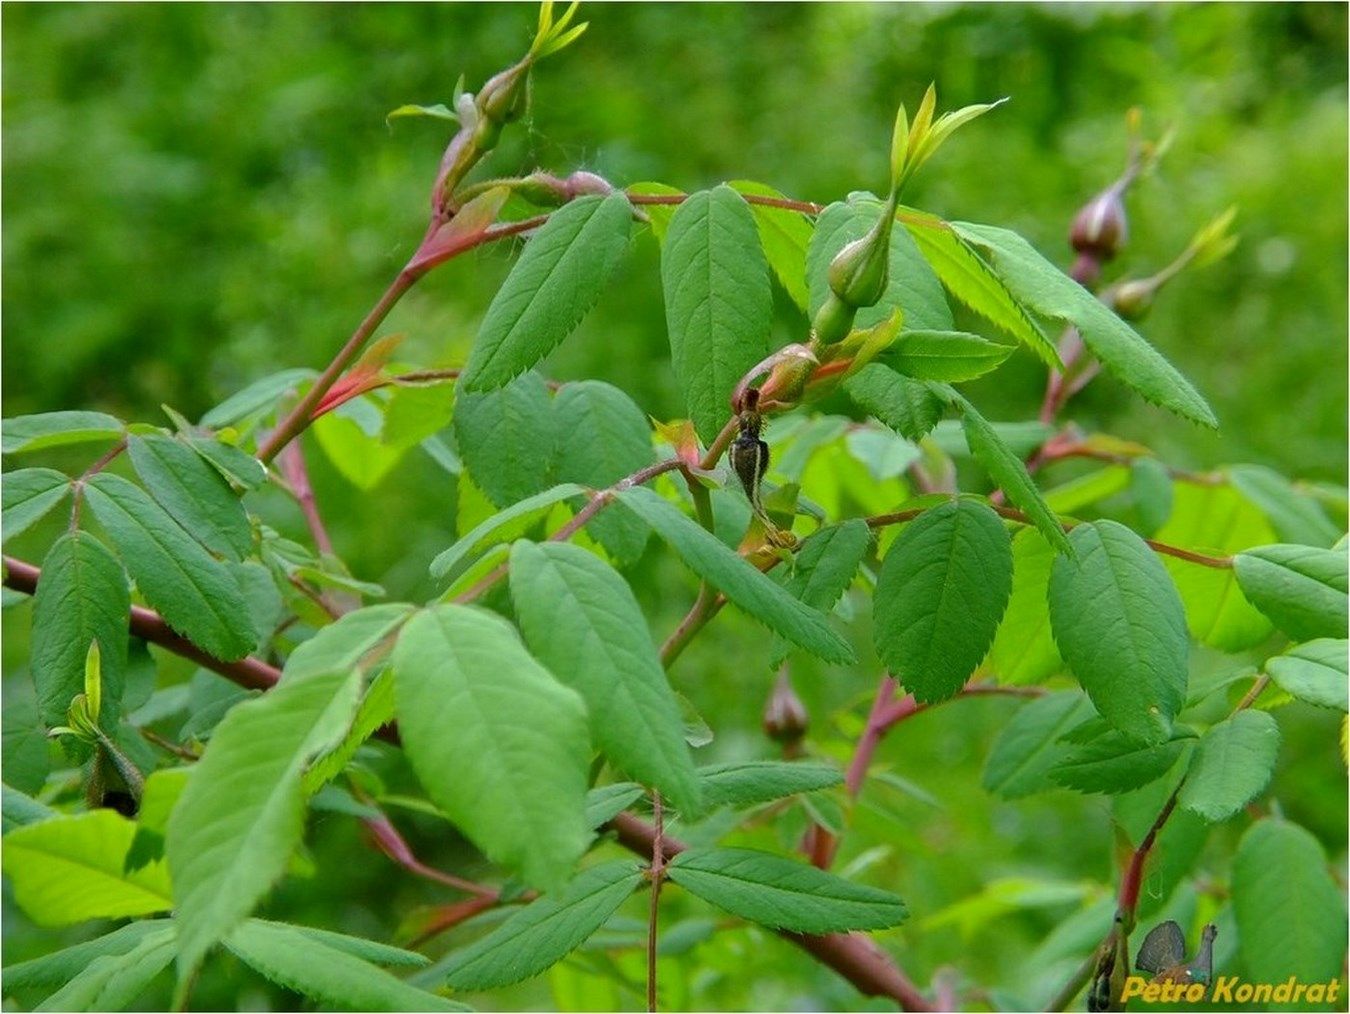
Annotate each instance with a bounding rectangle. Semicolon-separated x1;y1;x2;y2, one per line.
451;457;684;605
139;727;200;761
79;439;127;480
257;270;418;464
646;792;666;1013
355;788;498;899
806;678;1046;869
280;442;335;556
865;504;1234;569
658;584;719;667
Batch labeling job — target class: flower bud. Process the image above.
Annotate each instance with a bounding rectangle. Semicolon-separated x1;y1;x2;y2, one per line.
1070;184;1128;262
812;291;858;346
514;172;571;207
763;672;809;749
1109;278;1156;321
564;170;615;198
476;58;532;126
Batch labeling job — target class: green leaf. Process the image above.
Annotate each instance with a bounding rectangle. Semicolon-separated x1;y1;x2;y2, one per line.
2;810;172;925
807;197;953;331
1234;544;1348;641
3;692;52;794
126;767;191;873
440;861;644;991
167;605;411;972
313;403;407;491
697;760;843;809
33;924;175;1013
453;371;556;508
509;541;699;812
226;918;464;1011
661;185;773;442
584;782;645;828
1129;457;1173;536
1266;638;1348;711
2;411;123;454
1179;710;1280;821
771;519;870;664
393;604;591;890
200;369;314;429
1048;521;1189;744
729;180;812;311
982;692;1093;799
285;922;430;968
842;363;943;442
128;434;252;561
902;219;1056;365
951;394;1070;554
553;380;653;564
890;330;1012;382
30;531;129;727
1229;464;1341;549
874;499;1012;703
3;920;170;991
2;468;70;544
381;383;456;449
1156;481;1274;651
984;529;1064;684
1233;820;1347;987
614;486;855;664
429;483;587;582
953;222;1217;427
83;474;254;662
461;192;633;390
667;847;907;933
1050;729;1189;794
186;437;266;491
386;102;458;125
303;668;399;793
2;786;54;834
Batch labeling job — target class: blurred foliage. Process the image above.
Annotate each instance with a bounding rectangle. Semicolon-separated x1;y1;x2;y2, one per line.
2;5;1346;1012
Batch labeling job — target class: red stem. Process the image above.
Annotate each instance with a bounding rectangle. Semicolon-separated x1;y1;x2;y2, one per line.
257;270;417;464
280;442;335;556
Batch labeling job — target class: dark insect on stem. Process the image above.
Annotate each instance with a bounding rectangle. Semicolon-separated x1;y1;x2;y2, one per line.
729;390;770;512
729;387;797;548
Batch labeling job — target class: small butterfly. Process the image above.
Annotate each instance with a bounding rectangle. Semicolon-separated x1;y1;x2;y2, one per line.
1135;920;1218;985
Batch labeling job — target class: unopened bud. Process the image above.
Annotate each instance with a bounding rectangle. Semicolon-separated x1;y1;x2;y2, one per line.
763;672;810;748
514;172;570;207
476;58;532;126
812;292;858;346
1109;278;1156;321
564;171;614;198
1070;185;1128;262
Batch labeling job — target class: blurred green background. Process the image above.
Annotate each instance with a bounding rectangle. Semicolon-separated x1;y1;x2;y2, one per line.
3;4;1346;1012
